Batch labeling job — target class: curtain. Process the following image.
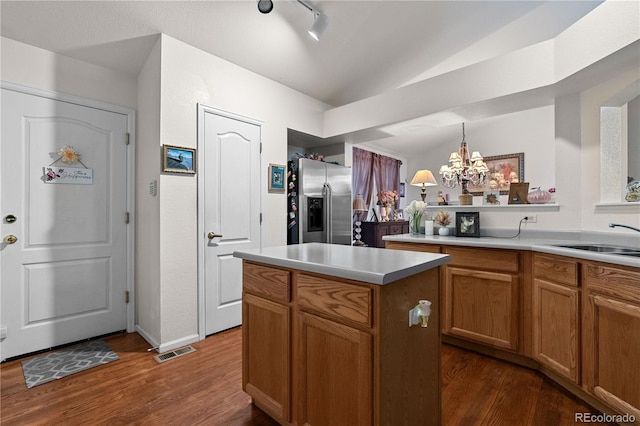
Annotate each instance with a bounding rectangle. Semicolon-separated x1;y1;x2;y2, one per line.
352;147;375;207
373;153;402;207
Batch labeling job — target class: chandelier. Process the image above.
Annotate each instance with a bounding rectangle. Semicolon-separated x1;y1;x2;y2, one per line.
439;123;488;205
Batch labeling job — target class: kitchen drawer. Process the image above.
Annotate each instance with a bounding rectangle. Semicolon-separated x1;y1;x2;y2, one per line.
533;253;579;287
296;273;372;327
445;246;519;273
243;261;290;303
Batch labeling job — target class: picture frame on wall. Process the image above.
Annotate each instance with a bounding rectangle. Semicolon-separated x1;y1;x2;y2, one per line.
162;145;196;174
399;182;406;198
455;212;480;237
268;163;286;192
467;152;524;195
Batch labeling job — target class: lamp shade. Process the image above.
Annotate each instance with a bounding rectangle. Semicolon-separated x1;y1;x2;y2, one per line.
352;194;367;211
410;170;437;187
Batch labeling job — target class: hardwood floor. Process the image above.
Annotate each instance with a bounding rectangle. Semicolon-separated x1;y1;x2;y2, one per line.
1;328;611;425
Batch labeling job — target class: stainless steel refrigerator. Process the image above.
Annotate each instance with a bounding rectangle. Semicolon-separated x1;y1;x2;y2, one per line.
298;158;352;245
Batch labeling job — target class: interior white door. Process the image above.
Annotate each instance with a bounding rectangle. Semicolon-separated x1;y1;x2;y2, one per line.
0;87;129;360
200;106;261;336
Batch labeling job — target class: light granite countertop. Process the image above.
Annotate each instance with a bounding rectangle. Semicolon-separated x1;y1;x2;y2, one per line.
382;231;640;268
233;242;450;285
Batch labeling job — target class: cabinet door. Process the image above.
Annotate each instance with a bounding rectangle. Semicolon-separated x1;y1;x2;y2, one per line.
533;278;580;383
583;293;640;420
242;293;290;423
297;312;372;426
444;267;519;351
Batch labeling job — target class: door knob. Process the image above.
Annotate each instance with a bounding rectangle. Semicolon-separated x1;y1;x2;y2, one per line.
3;235;17;244
208;232;223;240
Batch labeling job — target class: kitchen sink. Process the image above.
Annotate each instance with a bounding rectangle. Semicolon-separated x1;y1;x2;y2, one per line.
554;244;640;256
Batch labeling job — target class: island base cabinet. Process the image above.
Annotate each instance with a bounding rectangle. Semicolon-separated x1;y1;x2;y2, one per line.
242;293;290;424
297;312;372;426
242;260;441;426
583;264;640;423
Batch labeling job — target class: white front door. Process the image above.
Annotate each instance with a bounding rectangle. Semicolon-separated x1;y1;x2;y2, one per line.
0;87;131;360
198;106;261;336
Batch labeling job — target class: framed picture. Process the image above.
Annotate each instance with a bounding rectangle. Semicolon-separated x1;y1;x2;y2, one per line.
455;212;480;237
482;190;501;205
268;163;286;192
163;145;196;174
508;182;530;204
467;152;524;195
396;210;404;220
399;182;406;198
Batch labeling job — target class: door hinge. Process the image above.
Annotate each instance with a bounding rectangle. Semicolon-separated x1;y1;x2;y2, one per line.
260;213;263;224
126;133;130;145
125;291;130;304
125;212;130;224
260;142;263;154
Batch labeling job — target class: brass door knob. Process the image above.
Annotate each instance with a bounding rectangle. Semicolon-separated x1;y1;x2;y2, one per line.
3;235;17;244
208;232;223;240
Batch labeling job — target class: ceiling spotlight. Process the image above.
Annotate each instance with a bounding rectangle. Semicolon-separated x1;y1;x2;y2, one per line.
296;0;329;41
257;0;273;14
308;12;329;41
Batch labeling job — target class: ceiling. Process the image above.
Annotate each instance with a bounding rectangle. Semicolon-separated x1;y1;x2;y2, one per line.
0;0;603;109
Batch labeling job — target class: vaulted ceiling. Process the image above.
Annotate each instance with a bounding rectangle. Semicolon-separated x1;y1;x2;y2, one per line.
0;1;602;108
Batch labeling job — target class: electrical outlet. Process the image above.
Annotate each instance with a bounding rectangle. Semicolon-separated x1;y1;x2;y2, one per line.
524;215;537;223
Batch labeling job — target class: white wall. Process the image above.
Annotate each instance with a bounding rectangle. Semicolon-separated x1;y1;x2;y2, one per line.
153;35;331;345
135;38;162;345
1;37;138;109
399;106;556;228
580;68;640;232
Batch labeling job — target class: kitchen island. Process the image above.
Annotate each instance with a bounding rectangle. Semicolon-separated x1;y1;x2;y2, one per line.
233;243;450;426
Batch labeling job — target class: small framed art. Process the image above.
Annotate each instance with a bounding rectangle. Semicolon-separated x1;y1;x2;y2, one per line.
268;163;286;192
163;145;196;174
455;212;480;237
508;182;530;204
482;190;501;205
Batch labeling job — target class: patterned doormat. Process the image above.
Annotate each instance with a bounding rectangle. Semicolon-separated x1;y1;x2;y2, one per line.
21;339;119;388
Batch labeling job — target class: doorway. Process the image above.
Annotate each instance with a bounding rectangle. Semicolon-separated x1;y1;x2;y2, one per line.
197;105;262;337
0;84;134;360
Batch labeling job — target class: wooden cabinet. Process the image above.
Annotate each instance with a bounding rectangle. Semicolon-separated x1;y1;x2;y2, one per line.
361;221;409;248
297;311;372;425
242;260;442;426
582;262;640;421
532;253;580;384
384;240;640;422
242;263;291;423
442;246;520;352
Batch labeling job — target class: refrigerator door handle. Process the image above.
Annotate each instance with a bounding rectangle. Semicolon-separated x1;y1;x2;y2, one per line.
324;182;332;243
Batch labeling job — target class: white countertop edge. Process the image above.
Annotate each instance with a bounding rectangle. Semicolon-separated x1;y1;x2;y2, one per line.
233;244;451;285
382;234;640;268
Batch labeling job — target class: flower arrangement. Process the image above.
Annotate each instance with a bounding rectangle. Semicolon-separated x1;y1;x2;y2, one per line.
405;200;427;234
58;145;80;164
434;210;451;227
377;190;399;205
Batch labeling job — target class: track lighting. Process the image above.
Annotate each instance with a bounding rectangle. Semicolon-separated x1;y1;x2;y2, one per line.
296;0;329;41
256;0;329;40
257;0;273;14
307;11;329;41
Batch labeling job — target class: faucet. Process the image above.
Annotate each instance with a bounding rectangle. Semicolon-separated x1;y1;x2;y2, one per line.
609;223;640;233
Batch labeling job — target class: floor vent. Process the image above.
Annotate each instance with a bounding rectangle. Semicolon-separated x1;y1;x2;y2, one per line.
154;345;196;364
